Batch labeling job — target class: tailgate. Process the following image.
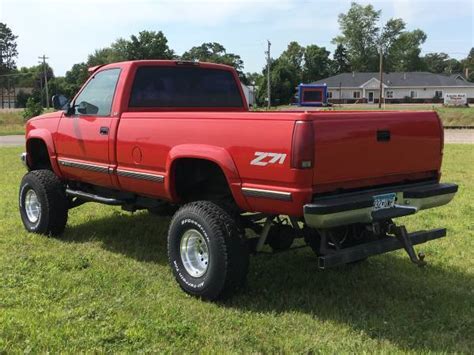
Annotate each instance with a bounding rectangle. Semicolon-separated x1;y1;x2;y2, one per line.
310;111;443;192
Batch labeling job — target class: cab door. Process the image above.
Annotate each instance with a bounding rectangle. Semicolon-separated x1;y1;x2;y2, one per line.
55;68;121;188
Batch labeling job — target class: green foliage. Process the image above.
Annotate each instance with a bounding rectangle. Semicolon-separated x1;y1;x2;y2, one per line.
423;52;450;73
87;31;174;67
63;63;89;97
22;97;43;120
385;29;427;72
303;45;332;83
125;31;175;60
333;2;426;72
256;41;333;105
461;48;474;81
182;42;244;79
15;89;31;108
333;2;381;71
333;44;350;73
0;22;18;74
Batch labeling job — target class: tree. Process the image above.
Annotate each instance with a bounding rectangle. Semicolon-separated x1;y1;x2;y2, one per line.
280;41;305;74
385;29;427;72
87;47;123;66
182;42;244;79
119;31;174;60
62;63;89;98
15;89;31;108
256;57;299;106
13;64;54;106
244;72;262;86
333;44;350;73
443;58;463;75
461;48;474;81
333;2;381;71
87;30;175;66
423;52;450;73
0;23;18;74
303;45;332;82
333;2;426;72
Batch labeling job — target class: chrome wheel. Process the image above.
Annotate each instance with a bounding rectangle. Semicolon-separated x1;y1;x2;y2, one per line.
180;229;209;278
25;189;41;224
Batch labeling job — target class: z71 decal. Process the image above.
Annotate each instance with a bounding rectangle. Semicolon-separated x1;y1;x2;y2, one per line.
250;152;287;166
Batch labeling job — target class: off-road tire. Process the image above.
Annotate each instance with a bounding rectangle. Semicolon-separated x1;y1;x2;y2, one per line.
167;201;249;300
19;169;68;236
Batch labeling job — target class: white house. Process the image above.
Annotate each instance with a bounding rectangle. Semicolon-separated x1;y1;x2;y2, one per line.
312;72;474;104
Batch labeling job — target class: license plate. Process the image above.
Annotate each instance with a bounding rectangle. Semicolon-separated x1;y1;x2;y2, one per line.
373;193;396;211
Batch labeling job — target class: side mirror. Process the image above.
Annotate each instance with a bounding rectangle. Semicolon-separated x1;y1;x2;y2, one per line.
76;101;99;115
52;94;69;110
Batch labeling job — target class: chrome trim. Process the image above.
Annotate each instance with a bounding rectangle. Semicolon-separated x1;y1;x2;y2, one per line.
20;152;29;170
116;169;164;183
58;159;109;174
241;187;292;201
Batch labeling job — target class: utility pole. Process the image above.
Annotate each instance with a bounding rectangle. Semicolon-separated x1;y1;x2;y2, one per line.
265;40;271;109
378;46;383;109
38;55;50;108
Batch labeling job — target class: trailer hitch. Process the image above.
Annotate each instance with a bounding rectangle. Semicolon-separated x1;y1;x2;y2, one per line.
388;223;426;266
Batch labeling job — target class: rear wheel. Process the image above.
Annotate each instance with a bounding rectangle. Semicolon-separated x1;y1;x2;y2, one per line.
19;169;68;236
167;201;249;300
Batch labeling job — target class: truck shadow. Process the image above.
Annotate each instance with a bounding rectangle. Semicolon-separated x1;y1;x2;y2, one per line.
229;250;474;352
62;212;473;353
62;211;171;264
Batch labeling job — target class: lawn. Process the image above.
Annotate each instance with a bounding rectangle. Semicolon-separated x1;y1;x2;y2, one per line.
0;110;25;136
274;104;474;127
0;145;473;352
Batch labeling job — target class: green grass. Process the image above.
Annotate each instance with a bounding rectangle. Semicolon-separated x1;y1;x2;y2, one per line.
0;146;473;352
274;104;474;127
0;111;25;136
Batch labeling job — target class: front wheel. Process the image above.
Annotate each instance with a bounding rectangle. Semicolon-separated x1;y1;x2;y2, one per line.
167;201;249;300
19;169;68;236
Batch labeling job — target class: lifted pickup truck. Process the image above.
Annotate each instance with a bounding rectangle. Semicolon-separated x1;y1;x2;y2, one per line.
19;60;458;300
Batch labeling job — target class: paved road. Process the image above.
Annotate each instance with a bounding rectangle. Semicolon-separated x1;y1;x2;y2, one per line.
444;129;474;144
0;130;472;147
0;135;24;147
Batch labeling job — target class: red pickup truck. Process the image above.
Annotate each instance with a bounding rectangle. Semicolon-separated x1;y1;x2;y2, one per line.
19;60;457;300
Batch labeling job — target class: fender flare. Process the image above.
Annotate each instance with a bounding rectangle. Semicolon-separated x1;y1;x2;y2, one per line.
26;129;62;177
165;144;250;210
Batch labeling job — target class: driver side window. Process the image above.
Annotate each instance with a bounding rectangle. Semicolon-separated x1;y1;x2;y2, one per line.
74;68;121;116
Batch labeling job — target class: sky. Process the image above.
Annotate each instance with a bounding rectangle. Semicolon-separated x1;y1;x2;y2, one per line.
1;0;473;76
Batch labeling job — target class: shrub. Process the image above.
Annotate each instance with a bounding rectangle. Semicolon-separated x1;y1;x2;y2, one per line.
22;98;43;120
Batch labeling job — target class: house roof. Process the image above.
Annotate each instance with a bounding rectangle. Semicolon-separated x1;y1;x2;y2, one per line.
312;72;474;88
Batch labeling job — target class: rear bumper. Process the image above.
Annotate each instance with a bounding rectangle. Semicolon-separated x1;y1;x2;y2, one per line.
304;182;458;228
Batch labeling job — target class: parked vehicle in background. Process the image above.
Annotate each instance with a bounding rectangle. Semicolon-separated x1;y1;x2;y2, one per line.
19;60;457;300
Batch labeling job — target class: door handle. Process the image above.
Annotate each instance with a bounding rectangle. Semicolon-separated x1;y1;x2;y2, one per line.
377;130;390;142
99;127;109;135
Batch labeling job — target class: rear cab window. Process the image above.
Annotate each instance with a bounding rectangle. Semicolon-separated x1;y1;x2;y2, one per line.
128;66;243;109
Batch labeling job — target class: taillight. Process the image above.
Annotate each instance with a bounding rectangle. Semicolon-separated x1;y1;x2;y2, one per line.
291;120;314;169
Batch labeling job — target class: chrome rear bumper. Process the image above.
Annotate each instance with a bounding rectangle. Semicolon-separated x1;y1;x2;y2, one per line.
304;182;458;229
